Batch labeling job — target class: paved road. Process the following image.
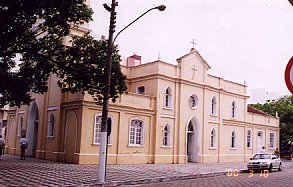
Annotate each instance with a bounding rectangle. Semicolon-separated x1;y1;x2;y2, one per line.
0;154;292;186
134;167;293;187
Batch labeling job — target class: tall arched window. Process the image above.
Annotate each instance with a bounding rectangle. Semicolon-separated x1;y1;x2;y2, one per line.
162;124;171;146
129;118;144;145
164;87;172;108
231;130;236;148
93;115;112;144
18;116;23;136
187;122;194;132
48;113;55;137
211;97;217;115
232;101;236;118
210;128;216;147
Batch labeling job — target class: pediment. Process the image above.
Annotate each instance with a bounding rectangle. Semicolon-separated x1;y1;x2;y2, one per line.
176;48;211;70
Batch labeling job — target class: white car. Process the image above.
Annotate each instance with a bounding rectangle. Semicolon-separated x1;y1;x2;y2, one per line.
247;153;282;172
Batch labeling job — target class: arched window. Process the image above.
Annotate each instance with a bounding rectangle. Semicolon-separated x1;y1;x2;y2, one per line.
163;124;171;146
232;101;236;118
187;122;194;132
211;97;217;115
48;113;55;137
164;87;172;108
18;116;23;136
231;130;236;148
93;115;112;144
129;118;144;145
210;128;216;147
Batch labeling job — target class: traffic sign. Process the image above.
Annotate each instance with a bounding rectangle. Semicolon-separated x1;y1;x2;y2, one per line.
285;56;293;94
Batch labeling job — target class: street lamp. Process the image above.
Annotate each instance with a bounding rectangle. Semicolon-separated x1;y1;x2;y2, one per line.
97;0;166;183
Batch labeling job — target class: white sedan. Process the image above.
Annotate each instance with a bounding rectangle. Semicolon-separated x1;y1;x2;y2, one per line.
247;153;282;172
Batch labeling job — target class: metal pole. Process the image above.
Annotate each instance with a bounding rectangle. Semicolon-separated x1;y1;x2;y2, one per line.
97;2;165;183
97;0;117;183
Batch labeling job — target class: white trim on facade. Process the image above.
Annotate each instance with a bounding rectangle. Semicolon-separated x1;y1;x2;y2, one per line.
160;114;176;119
47;106;58;111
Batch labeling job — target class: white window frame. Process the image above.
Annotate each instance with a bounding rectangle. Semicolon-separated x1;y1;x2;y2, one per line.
93;114;112;145
246;129;252;148
18;116;23;137
211;97;217;115
269;132;275;149
128;118;145;146
231;101;236;118
231;130;236;148
47;113;55;137
164;87;172;109
210;128;216;148
162;123;171;147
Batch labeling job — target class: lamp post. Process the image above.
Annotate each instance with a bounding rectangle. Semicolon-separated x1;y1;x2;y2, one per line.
97;0;166;183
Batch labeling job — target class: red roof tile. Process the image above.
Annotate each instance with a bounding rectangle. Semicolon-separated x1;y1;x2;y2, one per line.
247;105;270;116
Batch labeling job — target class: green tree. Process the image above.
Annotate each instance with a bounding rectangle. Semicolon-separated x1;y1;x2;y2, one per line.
252;95;293;155
0;0;127;107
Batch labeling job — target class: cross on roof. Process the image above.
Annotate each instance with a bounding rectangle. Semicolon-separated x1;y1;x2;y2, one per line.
190;39;196;48
191;64;197;80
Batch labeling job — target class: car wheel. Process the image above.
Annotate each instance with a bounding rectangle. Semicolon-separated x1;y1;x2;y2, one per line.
269;164;273;173
278;163;282;171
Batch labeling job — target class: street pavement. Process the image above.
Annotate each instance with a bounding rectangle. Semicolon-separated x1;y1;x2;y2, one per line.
0;154;292;186
136;167;293;187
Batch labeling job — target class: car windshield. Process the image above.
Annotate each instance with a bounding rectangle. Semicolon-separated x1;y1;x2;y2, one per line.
252;154;271;160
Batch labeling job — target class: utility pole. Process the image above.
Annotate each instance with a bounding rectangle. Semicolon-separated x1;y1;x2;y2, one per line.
97;1;166;182
97;0;117;183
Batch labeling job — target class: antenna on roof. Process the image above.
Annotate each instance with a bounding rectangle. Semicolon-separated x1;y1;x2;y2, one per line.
158;52;161;60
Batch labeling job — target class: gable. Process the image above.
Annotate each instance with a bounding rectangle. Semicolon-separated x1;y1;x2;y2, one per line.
176;48;211;83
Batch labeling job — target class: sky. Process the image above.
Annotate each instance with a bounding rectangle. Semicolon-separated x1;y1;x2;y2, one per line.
89;0;293;96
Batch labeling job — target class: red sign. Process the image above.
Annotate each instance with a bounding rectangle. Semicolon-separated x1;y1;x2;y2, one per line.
285;56;293;94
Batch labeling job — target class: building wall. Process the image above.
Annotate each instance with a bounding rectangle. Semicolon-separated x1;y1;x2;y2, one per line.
4;49;280;165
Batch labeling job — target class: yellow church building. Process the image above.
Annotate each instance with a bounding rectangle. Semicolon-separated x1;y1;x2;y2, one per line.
3;46;280;165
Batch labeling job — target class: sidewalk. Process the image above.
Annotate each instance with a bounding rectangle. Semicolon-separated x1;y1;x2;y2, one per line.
0;154;292;186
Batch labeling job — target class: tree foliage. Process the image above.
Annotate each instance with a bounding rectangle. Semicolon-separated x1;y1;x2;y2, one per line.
252;95;293;155
0;0;127;107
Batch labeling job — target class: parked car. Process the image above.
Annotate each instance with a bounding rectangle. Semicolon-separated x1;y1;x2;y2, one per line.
247;153;282;172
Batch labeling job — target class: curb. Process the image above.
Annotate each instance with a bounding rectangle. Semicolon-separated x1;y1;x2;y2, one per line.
90;169;247;186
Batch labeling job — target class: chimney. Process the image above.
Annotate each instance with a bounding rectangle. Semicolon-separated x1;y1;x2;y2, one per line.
127;54;142;66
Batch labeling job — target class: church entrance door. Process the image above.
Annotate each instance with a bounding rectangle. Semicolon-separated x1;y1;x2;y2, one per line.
187;132;194;162
26;102;39;157
186;118;199;163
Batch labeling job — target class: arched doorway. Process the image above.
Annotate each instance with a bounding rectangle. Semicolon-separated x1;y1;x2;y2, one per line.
64;111;78;163
186;116;199;162
26;102;39;157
